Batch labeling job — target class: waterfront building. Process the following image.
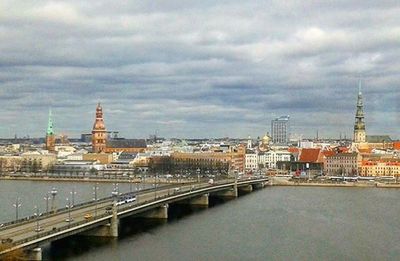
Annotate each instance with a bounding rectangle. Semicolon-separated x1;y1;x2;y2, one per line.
324;152;362;176
20;151;57;172
92;103;107;153
360;159;400;177
258;150;292;169
271;116;290;144
45;109;56;152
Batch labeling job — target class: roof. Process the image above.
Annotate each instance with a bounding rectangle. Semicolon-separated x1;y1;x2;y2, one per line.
106;139;147;148
299;148;322;163
366;135;392;143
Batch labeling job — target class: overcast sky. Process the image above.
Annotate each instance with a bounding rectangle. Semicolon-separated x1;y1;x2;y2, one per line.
0;1;399;139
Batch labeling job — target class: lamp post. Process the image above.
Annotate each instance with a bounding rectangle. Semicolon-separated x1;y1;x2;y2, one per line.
197;168;201;183
93;183;99;217
66;198;72;227
50;187;58;213
70;187;77;207
13;197;22;221
112;183;119;199
44;192;50;214
33;205;41;236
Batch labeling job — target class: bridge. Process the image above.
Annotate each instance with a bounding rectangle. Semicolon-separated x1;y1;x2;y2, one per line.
0;177;268;260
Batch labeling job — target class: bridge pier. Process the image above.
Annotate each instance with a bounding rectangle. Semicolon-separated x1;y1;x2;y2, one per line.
253;182;265;189
81;206;119;238
25;247;42;261
138;204;169;219
211;187;238;199
175;193;209;207
238;184;253;193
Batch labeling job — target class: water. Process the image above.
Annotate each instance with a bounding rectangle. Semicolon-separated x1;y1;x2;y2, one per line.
1;181;400;260
0;180;149;223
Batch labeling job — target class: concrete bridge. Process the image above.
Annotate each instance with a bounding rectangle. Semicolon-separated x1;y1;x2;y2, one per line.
0;177;268;260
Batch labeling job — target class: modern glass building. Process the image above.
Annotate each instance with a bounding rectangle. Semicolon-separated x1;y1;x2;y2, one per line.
271;115;290;144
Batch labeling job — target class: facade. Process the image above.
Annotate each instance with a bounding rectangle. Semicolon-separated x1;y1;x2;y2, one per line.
258;150;292;169
83;153;113;164
360;159;400;177
92;103;107;153
353;81;366;143
271;116;290;144
21;152;57;172
245;152;258;170
45;109;56;152
325;153;362;176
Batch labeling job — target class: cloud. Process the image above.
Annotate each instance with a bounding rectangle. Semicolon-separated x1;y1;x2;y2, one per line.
0;0;398;139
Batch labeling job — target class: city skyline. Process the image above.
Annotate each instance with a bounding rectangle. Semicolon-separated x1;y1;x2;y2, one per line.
0;1;399;139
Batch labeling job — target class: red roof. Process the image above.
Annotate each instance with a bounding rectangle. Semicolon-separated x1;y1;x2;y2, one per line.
299;148;322;163
288;147;299;153
322;150;336;157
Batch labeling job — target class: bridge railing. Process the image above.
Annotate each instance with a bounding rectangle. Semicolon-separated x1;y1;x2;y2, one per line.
2;212;111;251
0;185;182;231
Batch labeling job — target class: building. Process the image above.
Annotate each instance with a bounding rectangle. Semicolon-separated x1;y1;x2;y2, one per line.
104;139;147;153
92;103;107;153
45;109;55;152
360;159;400;177
366;135;393;150
324;152;362;176
258;150;292;169
271;116;290;144
83;153;113;164
245;151;258;171
20;152;57;172
353;80;366;143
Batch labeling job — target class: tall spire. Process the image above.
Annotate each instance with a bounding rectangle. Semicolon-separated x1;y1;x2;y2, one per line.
45;108;56;152
47;109;54;135
353;80;366;143
92;103;107;153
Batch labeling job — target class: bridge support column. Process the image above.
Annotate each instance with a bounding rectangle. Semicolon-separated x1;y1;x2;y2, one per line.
81;206;119;238
212;187;238;199
253;182;265;189
238;184;253;193
176;193;209;207
189;193;209;206
25;247;42;261
139;204;169;219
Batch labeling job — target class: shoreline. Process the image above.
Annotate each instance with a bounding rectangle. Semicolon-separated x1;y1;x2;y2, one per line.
270;178;400;188
0;176;191;184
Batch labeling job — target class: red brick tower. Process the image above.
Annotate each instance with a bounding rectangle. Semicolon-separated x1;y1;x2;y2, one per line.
92;103;107;153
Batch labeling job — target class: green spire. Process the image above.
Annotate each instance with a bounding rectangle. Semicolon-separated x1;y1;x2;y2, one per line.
47;109;54;135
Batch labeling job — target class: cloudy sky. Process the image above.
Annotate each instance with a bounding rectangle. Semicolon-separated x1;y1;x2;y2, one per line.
0;1;399;139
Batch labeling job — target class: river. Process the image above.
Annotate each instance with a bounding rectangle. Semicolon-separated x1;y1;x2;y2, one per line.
1;180;399;260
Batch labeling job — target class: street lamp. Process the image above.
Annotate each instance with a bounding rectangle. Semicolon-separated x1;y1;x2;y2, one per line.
129;175;133;193
65;198;73;226
93;183;99;217
197;168;201;183
70;187;77;207
44;192;50;214
13;197;22;221
111;183;119;198
50;187;58;213
33;205;41;235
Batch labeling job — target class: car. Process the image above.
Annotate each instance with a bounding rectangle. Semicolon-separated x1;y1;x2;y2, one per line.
65;218;73;222
84;213;93;220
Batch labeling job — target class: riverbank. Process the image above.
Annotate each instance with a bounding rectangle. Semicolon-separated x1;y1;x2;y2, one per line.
270;177;400;188
0;175;192;184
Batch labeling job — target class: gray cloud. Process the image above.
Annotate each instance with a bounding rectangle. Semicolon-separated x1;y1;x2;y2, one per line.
0;0;399;139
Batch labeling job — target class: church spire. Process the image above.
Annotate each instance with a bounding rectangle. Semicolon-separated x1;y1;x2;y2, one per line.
45;108;56;152
353;80;366;143
47;109;54;135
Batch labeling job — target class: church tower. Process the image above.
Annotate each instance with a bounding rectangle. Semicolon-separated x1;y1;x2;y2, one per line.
45;109;56;152
92;103;107;153
353;80;366;143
